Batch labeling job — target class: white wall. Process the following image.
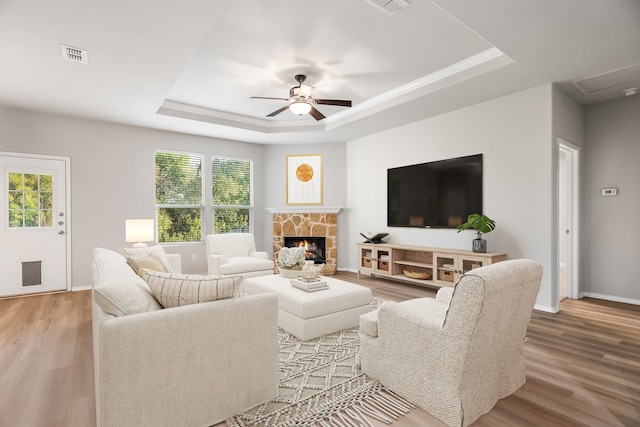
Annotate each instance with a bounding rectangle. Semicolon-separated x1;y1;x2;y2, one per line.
0;107;268;288
582;94;640;302
345;84;557;310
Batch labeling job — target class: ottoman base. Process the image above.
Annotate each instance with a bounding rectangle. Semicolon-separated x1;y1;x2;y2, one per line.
244;275;373;340
279;304;373;341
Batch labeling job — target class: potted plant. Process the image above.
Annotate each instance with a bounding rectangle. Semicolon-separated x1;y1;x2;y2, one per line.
457;213;496;253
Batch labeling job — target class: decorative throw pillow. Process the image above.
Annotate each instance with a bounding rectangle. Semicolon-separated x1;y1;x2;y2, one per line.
119;245;173;273
126;251;169;276
143;271;239;308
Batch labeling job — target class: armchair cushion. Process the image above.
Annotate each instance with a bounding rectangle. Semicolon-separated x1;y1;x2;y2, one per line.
218;257;275;275
143;271;239;308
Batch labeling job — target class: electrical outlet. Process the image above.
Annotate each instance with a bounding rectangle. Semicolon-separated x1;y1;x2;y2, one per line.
191;254;197;262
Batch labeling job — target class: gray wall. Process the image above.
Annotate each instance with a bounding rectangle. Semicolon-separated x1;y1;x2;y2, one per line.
261;142;348;254
0;107;268;288
582;94;640;301
344;84;560;311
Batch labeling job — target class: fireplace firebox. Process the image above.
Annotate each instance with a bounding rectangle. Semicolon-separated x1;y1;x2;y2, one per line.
284;236;326;264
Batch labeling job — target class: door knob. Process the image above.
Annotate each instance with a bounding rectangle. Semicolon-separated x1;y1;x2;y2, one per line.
58;230;65;235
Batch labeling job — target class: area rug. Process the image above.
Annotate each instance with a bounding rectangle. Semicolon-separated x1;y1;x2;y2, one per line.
225;304;414;426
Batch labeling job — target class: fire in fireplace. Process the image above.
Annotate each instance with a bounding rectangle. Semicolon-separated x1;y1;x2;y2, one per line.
283;236;326;264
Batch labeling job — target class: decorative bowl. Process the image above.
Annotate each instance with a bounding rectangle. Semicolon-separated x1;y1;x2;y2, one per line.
403;269;431;280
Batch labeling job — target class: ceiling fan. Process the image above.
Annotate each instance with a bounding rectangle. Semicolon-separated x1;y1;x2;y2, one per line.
251;74;352;121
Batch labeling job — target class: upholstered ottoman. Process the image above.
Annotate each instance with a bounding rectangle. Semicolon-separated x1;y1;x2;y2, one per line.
244;275;373;340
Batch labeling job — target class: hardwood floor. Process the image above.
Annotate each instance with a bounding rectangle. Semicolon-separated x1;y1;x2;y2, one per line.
1;273;638;426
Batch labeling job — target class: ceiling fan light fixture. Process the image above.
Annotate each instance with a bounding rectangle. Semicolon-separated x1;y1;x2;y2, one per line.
289;101;312;116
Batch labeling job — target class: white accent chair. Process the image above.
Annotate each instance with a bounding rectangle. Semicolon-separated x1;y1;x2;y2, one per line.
206;233;274;282
359;259;542;427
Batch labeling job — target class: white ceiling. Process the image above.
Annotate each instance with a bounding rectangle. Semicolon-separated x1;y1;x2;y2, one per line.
0;0;639;144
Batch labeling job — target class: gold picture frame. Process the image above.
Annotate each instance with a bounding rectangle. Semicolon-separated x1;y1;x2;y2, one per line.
286;154;323;205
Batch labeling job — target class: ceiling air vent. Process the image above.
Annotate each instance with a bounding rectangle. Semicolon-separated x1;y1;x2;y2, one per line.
365;0;410;16
61;44;88;64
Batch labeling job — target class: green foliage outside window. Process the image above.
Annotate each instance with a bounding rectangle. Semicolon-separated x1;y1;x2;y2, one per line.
155;152;203;243
155;153;253;243
212;157;252;234
7;172;53;228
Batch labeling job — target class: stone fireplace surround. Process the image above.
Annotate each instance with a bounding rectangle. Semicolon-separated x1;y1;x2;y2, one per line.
268;208;342;275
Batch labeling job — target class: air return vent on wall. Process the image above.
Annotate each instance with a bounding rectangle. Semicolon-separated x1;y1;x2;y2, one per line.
61;44;88;64
365;0;410;16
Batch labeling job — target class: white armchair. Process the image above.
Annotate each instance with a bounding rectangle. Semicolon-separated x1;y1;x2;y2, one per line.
206;233;274;281
359;259;542;427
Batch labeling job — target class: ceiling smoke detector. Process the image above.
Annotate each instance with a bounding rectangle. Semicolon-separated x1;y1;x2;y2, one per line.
623;88;638;96
61;44;88;64
365;0;410;16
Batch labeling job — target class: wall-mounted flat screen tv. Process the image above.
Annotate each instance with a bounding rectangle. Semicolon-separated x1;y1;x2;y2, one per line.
387;154;483;228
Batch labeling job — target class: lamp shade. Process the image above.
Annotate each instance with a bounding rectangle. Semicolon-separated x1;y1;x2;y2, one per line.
289;101;312;116
125;219;155;247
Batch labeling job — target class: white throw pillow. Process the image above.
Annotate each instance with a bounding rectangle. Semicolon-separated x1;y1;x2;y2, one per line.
126;251;169;276
119;245;173;273
143;271;239;308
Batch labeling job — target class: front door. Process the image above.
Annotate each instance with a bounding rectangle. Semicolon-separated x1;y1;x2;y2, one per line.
0;153;69;296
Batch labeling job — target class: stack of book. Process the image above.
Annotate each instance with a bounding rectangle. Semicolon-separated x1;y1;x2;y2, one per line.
290;277;329;292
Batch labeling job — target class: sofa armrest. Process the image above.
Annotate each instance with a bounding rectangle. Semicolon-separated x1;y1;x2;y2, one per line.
207;254;228;275
249;250;269;260
97;293;279;427
436;286;454;305
166;253;181;273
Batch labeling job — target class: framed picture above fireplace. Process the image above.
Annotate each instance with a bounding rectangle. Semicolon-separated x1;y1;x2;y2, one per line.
286;154;323;205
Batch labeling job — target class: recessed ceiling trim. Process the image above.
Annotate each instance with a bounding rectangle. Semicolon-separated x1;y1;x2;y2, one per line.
157;100;326;134
324;47;514;126
158;47;514;135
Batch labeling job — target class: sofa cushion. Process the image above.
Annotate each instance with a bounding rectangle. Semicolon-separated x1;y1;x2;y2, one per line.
126;251;170;276
143;271;240;308
219;257;274;275
119;245;173;273
92;248;162;316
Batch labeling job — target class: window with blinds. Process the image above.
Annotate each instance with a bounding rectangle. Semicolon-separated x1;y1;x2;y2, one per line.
212;156;253;233
155;151;203;242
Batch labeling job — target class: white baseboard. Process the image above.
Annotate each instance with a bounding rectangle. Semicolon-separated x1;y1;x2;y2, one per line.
533;303;558;313
72;285;92;292
580;292;640;306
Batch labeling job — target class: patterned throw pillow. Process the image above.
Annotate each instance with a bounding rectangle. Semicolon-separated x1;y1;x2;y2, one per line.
126;251;169;276
119;245;173;273
143;271;239;308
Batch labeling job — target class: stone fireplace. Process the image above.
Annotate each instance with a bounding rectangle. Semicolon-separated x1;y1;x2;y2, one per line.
269;208;341;275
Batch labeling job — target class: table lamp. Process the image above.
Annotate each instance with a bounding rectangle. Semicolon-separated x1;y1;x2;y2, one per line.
125;219;155;247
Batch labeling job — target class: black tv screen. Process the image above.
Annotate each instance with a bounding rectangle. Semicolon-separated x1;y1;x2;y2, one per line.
387;154;483;228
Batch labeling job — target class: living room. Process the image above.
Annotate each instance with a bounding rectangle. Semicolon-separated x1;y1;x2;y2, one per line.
1;82;638;311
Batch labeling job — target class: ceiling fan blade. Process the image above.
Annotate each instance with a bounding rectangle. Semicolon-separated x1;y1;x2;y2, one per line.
251;96;290;101
266;105;291;117
314;99;352;107
308;106;326;121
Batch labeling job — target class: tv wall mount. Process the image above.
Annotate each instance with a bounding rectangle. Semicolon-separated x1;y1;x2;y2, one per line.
360;232;389;244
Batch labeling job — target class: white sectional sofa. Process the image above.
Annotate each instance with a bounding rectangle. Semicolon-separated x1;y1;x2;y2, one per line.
91;247;279;427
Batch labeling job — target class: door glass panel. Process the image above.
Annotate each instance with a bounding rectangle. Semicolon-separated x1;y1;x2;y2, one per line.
7;172;54;228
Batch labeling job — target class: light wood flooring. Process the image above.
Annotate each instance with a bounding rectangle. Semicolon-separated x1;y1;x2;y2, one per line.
1;272;639;426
